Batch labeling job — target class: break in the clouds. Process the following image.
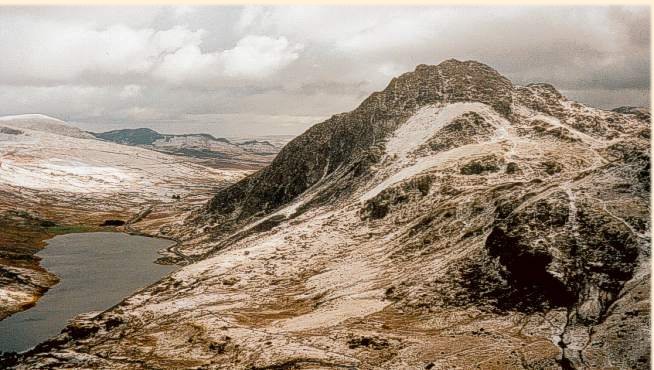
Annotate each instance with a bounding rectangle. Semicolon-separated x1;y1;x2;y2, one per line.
0;6;649;137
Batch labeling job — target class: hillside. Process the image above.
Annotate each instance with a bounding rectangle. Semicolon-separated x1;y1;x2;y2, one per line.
0;114;95;139
10;60;650;369
0;115;248;324
92;128;286;170
92;128;166;145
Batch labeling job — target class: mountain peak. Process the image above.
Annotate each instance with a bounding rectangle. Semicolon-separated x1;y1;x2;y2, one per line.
202;59;646;234
415;58;496;71
377;59;514;117
204;60;515;227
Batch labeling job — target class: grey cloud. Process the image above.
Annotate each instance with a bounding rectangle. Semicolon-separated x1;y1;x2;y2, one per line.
0;6;649;137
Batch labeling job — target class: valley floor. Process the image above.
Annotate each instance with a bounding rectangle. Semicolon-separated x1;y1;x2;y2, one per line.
0;116;251;324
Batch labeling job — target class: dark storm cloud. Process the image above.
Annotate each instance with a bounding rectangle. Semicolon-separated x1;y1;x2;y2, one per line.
0;6;648;136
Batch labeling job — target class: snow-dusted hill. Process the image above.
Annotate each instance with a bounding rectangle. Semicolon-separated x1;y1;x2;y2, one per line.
0;116;249;324
9;60;651;369
92;127;288;169
0;117;243;194
0;114;94;139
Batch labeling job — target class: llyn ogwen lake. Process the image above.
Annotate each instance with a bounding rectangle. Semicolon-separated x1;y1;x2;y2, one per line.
0;232;176;353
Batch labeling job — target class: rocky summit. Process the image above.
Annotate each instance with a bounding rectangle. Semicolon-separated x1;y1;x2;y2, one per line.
9;59;650;369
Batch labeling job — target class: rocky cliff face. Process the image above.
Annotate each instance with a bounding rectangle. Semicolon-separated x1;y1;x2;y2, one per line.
12;60;650;370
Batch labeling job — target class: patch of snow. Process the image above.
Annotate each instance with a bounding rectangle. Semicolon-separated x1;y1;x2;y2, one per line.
270;297;389;332
361;102;513;202
386;103;487;159
361;142;504;202
0;287;35;307
0;158;133;193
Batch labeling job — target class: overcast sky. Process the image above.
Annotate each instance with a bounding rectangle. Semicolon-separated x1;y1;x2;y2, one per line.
0;6;649;137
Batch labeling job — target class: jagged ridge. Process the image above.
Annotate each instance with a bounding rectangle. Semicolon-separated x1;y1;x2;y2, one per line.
205;60;514;228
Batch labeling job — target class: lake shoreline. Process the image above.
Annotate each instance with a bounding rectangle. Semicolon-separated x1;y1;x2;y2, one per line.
0;232;176;354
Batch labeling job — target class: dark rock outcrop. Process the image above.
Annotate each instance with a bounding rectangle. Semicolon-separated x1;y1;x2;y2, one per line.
92;128;164;145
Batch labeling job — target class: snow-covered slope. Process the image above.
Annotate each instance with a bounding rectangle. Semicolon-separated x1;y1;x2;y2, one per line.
0;114;94;139
0;120;243;194
12;60;651;370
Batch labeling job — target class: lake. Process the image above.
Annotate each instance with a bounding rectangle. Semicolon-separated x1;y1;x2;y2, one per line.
0;232;176;353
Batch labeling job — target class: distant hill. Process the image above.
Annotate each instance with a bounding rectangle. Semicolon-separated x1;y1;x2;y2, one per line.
92;128;237;146
92;128;164;145
0;114;94;139
91;128;290;169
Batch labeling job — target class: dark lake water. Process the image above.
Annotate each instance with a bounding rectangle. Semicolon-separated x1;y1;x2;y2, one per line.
0;232;175;353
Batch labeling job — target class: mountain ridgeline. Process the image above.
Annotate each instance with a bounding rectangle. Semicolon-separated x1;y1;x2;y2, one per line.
92;128;231;146
205;60;514;226
92;128;284;169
